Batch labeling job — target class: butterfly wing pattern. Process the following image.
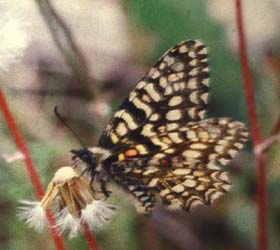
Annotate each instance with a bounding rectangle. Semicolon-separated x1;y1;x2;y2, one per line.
76;40;248;214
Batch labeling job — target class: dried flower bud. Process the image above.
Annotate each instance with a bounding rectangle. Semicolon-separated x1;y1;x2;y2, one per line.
18;166;116;238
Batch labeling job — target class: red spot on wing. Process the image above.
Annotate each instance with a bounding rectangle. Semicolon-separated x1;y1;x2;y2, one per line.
124;149;138;157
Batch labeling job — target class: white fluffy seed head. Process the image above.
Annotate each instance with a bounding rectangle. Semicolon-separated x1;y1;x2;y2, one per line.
81;200;117;230
17;196;117;238
17;200;46;232
54;201;117;237
55;208;81;238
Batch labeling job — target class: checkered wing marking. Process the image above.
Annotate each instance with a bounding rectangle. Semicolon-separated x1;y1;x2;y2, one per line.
107;118;248;213
99;40;209;150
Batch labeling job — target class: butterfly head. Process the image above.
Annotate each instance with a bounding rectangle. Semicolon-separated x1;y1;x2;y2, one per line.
71;148;97;172
71;147;111;174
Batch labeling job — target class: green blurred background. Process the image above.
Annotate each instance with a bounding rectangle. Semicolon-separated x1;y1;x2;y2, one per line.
1;0;280;249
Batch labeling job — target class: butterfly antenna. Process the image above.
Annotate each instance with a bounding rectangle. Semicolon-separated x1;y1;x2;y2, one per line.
54;105;85;147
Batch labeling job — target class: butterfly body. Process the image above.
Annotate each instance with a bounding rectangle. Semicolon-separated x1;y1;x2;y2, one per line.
72;40;248;214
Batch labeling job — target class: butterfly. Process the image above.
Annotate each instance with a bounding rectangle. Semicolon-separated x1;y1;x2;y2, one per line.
71;40;248;214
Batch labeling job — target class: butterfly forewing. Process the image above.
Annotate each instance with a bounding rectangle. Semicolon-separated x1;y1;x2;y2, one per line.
99;40;210;151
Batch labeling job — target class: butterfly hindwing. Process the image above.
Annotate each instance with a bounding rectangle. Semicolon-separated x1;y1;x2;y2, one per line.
105;118;248;213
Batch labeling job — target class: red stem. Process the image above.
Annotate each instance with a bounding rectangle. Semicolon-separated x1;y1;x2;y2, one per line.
0;89;98;249
235;1;268;250
0;89;66;250
82;223;98;250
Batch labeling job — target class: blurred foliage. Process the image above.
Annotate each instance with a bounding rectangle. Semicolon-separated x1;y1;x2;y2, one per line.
0;0;280;250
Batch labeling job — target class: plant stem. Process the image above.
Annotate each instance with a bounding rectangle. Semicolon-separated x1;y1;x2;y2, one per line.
0;89;66;250
82;223;98;250
235;1;268;250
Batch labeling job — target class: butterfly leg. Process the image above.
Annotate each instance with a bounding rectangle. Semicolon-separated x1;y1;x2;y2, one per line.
97;170;111;200
100;179;111;200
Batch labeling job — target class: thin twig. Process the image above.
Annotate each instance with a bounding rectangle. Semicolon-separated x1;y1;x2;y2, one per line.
235;1;268;250
35;0;97;100
0;89;66;250
255;133;280;156
255;114;280;155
